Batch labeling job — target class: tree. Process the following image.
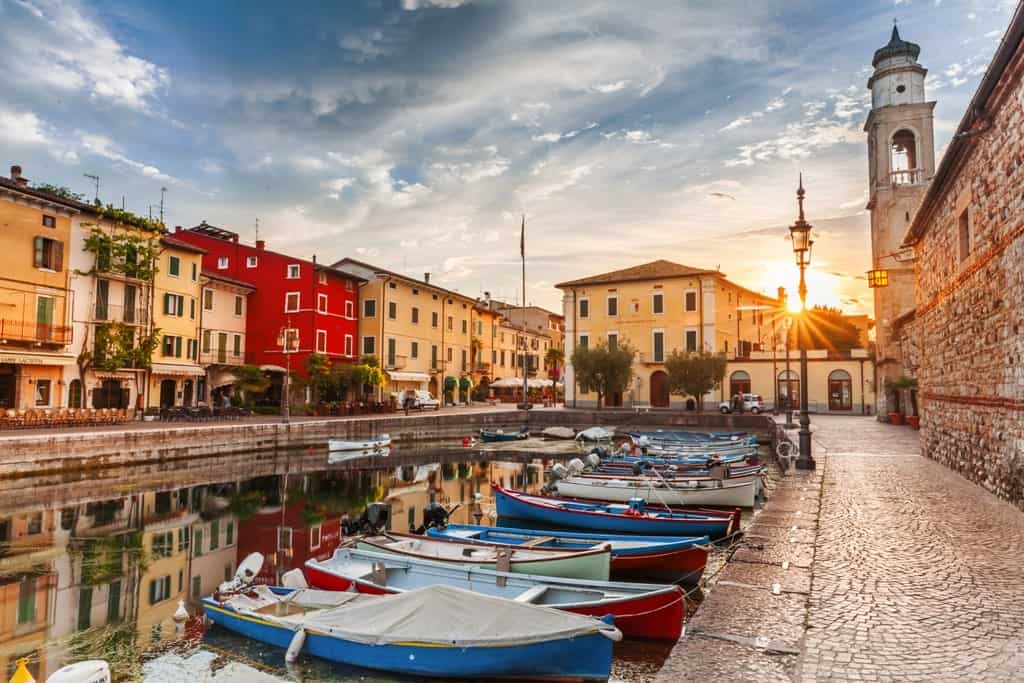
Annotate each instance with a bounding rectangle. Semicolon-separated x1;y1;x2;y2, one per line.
570;341;635;409
305;353;331;404
794;306;863;351
664;350;728;412
545;347;565;403
234;365;270;405
443;376;458;404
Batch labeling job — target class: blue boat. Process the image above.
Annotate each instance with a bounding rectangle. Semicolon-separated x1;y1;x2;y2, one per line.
203;583;620;680
479;427;529;442
492;485;737;539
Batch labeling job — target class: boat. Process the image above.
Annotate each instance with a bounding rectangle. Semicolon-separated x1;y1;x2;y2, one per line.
328;446;390;464
492;485;737;539
426;523;709;583
556;474;760;508
478;428;529;442
580;463;766;481
576;426;614;442
328;434;391;452
203;583;620;680
541;426;576;439
355;532;611;581
305;547;684;640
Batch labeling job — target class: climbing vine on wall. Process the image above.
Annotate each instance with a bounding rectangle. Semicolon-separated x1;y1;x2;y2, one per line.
81;227;161;281
89;322;161;372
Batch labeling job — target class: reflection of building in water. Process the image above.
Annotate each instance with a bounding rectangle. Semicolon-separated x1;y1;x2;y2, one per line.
186;491;238;606
136;490;196;648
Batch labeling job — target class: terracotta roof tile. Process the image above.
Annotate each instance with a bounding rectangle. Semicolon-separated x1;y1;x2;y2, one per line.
555;260;719;288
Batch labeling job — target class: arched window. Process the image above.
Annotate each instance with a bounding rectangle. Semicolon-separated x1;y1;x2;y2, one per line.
67;379;82;408
729;370;751;397
890;129;917;184
777;370;799;411
828;369;853;411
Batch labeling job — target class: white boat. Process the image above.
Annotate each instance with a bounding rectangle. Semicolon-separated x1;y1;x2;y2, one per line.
555;475;759;507
328;434;391;452
541;426;576;439
328;446;390;464
576;426;614;442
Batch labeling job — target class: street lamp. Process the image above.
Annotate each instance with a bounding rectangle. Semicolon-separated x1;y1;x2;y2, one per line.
788;174;815;470
277;318;297;424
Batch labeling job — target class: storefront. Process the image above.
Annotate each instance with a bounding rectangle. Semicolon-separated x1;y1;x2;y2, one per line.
0;352;76;409
148;363;206;409
385;371;431;396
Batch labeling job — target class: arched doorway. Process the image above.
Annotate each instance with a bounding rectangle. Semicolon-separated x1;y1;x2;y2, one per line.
68;379;82;408
777;370;799;412
828;369;853;411
93;379;125;408
159;379;177;408
729;370;751;397
649;371;669;408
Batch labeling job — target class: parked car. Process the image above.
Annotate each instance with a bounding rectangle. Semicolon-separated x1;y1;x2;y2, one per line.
394;389;441;411
719;393;764;414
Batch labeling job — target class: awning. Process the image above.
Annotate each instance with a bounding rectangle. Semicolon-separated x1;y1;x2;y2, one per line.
94;370;144;379
149;363;206;377
490;377;562;389
0;351;76;366
260;364;288;373
209;369;238;389
386;371;431;383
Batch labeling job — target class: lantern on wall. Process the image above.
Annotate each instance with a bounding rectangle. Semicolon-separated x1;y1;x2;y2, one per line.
866;269;889;288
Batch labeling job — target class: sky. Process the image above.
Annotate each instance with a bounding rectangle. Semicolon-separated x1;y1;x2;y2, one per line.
0;0;1017;314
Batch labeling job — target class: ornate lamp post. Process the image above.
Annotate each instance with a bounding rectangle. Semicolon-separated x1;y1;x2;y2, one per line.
278;317;296;424
789;175;815;469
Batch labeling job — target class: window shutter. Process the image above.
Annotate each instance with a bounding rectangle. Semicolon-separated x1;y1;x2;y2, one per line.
178;295;185;317
149;580;156;605
33;236;44;268
53;241;64;271
163;294;170;315
175;337;182;357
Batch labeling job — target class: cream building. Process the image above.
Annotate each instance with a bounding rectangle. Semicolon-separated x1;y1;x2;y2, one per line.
198;272;253;403
187;512;237;606
136;489;196;648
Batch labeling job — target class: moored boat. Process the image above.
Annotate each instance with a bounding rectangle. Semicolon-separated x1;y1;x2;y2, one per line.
328;434;391;452
555;475;759;508
479;428;529;442
355;531;611;581
203;583;620;679
305;547;684;640
426;523;709;583
492;485;737;539
541;426;576;439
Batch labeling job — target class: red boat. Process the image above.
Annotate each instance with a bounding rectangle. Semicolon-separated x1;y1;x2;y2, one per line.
304;547;685;641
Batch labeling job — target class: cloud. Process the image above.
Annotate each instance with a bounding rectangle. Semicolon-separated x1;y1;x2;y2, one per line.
719;91;788;132
339;29;394;63
402;0;468;9
531;122;598;143
591;80;629;93
0;108;49;145
198;159;224;174
79;133;178;183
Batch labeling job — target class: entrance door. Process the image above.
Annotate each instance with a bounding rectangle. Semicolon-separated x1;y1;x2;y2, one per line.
93;379;124;408
606;391;623;407
0;366;15;408
649;370;670;407
159;379;176;408
777;371;799;411
828;370;853;411
729;370;751;398
183;380;194;406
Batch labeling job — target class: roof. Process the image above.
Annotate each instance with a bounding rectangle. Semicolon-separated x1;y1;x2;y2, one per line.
555;259;718;288
161;236;207;254
0;176;96;213
872;25;921;68
904;6;1024;244
202;270;256;291
331;257;478;304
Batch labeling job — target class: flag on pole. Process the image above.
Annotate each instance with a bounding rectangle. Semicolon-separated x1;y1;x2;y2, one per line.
520;215;525;258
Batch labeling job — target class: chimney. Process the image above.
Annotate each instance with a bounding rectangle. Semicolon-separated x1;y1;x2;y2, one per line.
424;272;430;284
10;165;28;186
484;291;491;305
256;240;266;251
777;286;786;303
175;225;183;233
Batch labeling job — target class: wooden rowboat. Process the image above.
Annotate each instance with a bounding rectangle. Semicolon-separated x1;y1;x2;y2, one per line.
305;547;685;641
556;475;760;508
328;434;391;452
478;428;529;442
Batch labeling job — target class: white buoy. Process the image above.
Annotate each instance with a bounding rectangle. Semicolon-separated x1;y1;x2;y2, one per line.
173;600;188;623
285;629;306;663
281;569;308;589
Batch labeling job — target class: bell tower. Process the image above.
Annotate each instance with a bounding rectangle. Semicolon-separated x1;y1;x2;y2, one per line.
864;25;934;415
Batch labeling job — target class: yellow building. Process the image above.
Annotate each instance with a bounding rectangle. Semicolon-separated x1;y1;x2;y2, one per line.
556;259;780;408
136;489;196;648
148;237;205;408
199;272;253;403
331;259;493;400
0;166;79;410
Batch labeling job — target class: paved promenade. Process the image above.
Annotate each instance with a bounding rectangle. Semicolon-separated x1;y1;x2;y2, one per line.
660;415;1024;682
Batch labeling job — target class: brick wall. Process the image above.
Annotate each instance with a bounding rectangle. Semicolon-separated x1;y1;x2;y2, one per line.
910;43;1024;507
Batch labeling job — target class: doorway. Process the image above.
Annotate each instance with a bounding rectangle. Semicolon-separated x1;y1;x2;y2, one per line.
828;370;853;411
183;380;194;406
649;370;670;408
0;365;16;408
729;370;751;398
159;379;176;408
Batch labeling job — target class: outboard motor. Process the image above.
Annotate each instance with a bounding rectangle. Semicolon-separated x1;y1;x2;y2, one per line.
567;458;585;476
638;435;651;449
358;502;391;534
550;462;569;480
627;497;646;514
419;501;451;532
585;452;602;469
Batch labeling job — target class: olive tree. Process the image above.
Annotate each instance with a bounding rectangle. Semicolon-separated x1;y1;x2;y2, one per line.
571;341;635;409
664;350;728;412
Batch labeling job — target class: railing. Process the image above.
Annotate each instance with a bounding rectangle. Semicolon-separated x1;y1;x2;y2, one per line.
474;362;491;373
92;303;150;325
890;168;924;186
0;319;73;345
199;349;244;365
386;355;408;370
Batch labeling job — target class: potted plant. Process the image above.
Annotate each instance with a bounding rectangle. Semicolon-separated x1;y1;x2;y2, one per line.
885;375;918;426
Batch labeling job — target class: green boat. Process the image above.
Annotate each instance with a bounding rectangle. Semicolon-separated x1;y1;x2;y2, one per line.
354;532;611;581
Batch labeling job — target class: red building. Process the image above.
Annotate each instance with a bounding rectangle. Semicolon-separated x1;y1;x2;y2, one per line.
235;499;342;584
172;223;362;385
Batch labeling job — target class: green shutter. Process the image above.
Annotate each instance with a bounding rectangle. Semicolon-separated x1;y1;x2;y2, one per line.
163;293;171;315
33;236;44;268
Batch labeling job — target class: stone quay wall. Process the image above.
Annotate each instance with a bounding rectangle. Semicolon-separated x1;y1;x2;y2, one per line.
0;409;776;475
909;40;1024;507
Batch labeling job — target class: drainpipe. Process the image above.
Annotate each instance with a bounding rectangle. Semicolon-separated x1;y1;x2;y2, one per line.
571;287;577;408
859;357;866;415
379;275;389;402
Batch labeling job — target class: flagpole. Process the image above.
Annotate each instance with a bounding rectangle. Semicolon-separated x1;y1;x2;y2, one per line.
520;215;529;410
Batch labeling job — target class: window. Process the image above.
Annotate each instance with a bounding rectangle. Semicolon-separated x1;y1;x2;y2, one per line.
187;339;198;360
578;334;589;349
285;292;300;312
890;129;917;177
344;334;353;356
287;264;300;279
191;262;198;281
447;316;453;330
226;520;234;545
316;329;327;353
203;289;214;311
345;300;354;318
411;306;419;324
232;295;243;316
346;279;354;291
18;577;36;624
164;293;185;316
411;341;419;359
210;520;220;551
42;214;56;228
27;512;42;534
685;329;698;353
652;292;664;314
578;298;589;318
461;349;467;371
152;531;174;558
232;334;242;356
364;299;376;318
178;527;189;552
476;320;483;335
277;527;292;551
447;347;453;362
310;524;322;549
168;256;180;277
492;349;497;365
500;350;505;366
202;330;211;353
461;319;468;334
685;291;698;312
959;208;971;261
149;576;172;605
362;336;376;355
652;330;665;363
432;312;439;327
189;298;196;320
162;335;182;358
246;255;258;268
607;295;617;317
34;379;51;406
431;345;439;368
193;528;204;556
318;271;327;285
607;332;617;350
387;301;397;319
217;256;228;270
317;293;328;313
32;236;63;270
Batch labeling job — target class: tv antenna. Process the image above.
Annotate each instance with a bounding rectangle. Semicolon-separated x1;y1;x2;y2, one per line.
159;187;167;224
83;173;100;204
255;217;260;242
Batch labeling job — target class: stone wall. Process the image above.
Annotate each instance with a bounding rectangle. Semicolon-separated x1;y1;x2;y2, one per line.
910;42;1024;507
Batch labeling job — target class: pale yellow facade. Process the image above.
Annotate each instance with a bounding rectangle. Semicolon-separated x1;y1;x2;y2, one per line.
136;490;195;648
148;239;205;408
199;273;252;400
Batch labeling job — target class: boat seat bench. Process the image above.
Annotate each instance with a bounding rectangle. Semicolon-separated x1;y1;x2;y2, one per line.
520;536;556;548
513;585;549;603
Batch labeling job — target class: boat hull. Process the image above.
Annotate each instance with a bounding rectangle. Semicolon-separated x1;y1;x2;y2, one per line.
556;477;758;508
203;600;614;680
328;437;391;452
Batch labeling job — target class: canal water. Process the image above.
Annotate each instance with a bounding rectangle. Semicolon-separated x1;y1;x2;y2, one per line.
0;440;751;682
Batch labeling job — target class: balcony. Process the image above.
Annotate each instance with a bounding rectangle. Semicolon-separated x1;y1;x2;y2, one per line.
890;168;925;186
474;362;491;373
199;348;244;366
0;319;73;346
92;303;150;326
637;352;665;364
385;354;408;370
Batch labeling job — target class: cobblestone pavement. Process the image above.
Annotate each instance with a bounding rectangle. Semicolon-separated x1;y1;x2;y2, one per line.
658;415;1024;682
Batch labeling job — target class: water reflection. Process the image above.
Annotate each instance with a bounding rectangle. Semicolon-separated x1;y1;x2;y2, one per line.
0;447;554;681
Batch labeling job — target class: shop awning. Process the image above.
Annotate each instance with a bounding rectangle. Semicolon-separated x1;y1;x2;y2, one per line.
386;371;431;383
209;369;238;389
149;363;206;377
0;351;76;366
259;364;288;373
490;377;562;389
